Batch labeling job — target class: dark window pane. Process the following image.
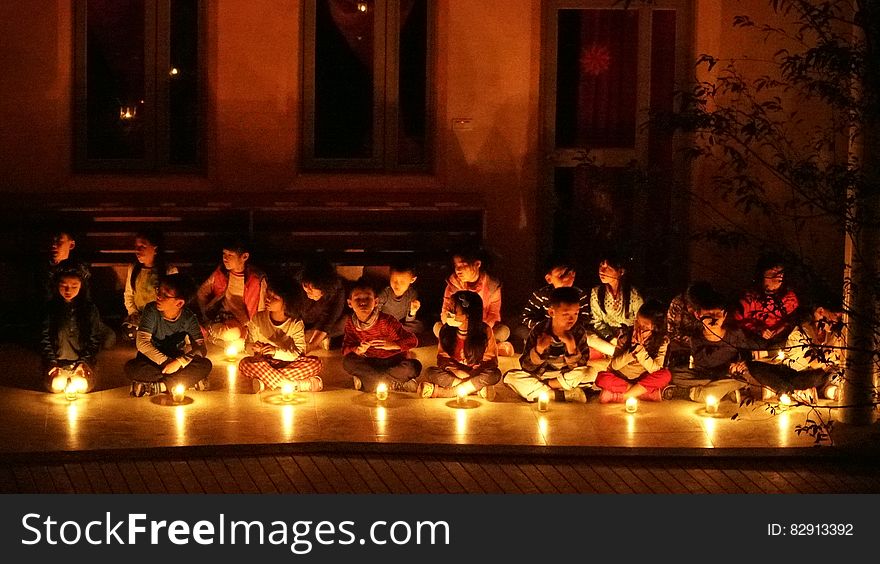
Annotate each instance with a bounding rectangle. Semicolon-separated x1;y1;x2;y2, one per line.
556;9;638;148
397;0;428;165
169;0;199;166
315;0;375;158
649;10;676;173
86;0;146;160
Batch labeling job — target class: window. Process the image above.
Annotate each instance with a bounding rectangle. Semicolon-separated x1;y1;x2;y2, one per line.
302;0;432;170
74;0;202;171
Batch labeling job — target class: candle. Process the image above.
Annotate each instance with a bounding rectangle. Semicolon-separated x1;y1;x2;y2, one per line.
779;393;792;406
375;383;389;401
824;384;838;401
705;394;719;415
225;341;242;361
625;397;638;413
776;349;785;361
688;355;694;369
457;386;468;406
357;2;368;12
537;391;549;412
64;379;77;402
171;384;186;404
281;382;296;402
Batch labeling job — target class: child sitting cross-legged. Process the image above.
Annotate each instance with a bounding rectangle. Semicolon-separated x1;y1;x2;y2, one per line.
41;266;105;395
127;274;213;397
595;300;671;403
505;287;614;404
122;230;178;340
342;279;422;393
238;278;324;394
420;290;502;400
377;261;424;337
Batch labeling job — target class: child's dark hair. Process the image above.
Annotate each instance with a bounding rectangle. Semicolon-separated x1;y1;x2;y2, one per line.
266;275;301;319
348;277;377;298
695;288;729;312
439;291;488;365
452;245;484;265
754;252;789;292
389;260;418;277
549;286;581;308
544;255;576;276
685;281;715;310
129;229;169;289
159;273;195;303
596;251;634;318
221;236;251;256
298;256;339;294
635;299;668;356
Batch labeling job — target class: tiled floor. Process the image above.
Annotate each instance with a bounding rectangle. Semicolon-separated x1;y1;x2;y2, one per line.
2;342;874;454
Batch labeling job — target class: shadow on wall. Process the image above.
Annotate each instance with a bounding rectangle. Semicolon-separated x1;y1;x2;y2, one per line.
445;95;539;320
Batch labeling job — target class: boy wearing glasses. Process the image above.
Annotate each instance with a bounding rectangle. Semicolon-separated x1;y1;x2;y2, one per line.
127;274;213;397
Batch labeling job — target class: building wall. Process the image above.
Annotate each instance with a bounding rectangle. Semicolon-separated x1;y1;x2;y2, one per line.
0;0;844;315
0;0;541;315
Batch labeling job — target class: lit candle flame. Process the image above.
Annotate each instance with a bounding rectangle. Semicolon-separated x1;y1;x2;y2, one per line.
705;394;719;414
172;384;186;403
537;390;549;412
281;382;296;401
625;397;638;413
457;386;468;406
779;393;792;406
375;382;389;401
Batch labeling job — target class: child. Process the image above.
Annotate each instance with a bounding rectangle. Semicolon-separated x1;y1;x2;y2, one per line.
504;287;615;404
122;230;178;339
777;297;845;400
514;258;590;346
595;300;671;403
43;229;91;300
127;274;213;397
377;261;423;335
735;253;799;348
589;253;644;342
420;290;502;399
296;257;348;353
41;267;104;394
671;290;757;403
238;279;324;393
436;248;511;349
342;279;421;393
666;281;713;354
196;238;267;345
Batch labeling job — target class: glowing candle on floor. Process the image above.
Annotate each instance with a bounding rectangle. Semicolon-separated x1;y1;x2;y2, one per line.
537;391;549;412
705;394;719;415
457;386;468;407
281;382;296;402
225;341;242;361
625;397;638;413
64;379;77;402
824;384;838;401
779;393;792;406
172;384;186;404
776;349;785;361
375;383;389;401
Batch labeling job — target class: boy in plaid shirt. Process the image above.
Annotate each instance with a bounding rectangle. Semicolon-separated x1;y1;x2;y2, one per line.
342;279;421;393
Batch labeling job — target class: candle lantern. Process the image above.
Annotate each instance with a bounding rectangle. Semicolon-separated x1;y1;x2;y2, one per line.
171;384;186;404
537;391;549;412
705;395;719;415
64;379;77;402
375;383;389;401
281;382;296;402
456;386;468;407
625;397;638;413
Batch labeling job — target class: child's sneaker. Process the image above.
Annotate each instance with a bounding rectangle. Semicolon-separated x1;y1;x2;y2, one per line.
297;377;323;392
417;382;435;398
563;387;587;403
641;388;662;402
599;390;624;404
193;378;211;391
130;381;146;398
352;376;363;391
320;336;331;351
251;379;265;394
661;385;676;401
391;378;419;393
478;384;497;402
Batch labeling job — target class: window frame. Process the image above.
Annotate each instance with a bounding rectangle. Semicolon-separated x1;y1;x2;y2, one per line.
301;0;435;172
73;0;205;172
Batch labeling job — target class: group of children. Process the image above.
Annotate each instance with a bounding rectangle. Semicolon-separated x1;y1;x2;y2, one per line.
39;229;843;408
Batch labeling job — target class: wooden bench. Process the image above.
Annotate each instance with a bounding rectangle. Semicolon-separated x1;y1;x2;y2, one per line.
0;191;484;334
